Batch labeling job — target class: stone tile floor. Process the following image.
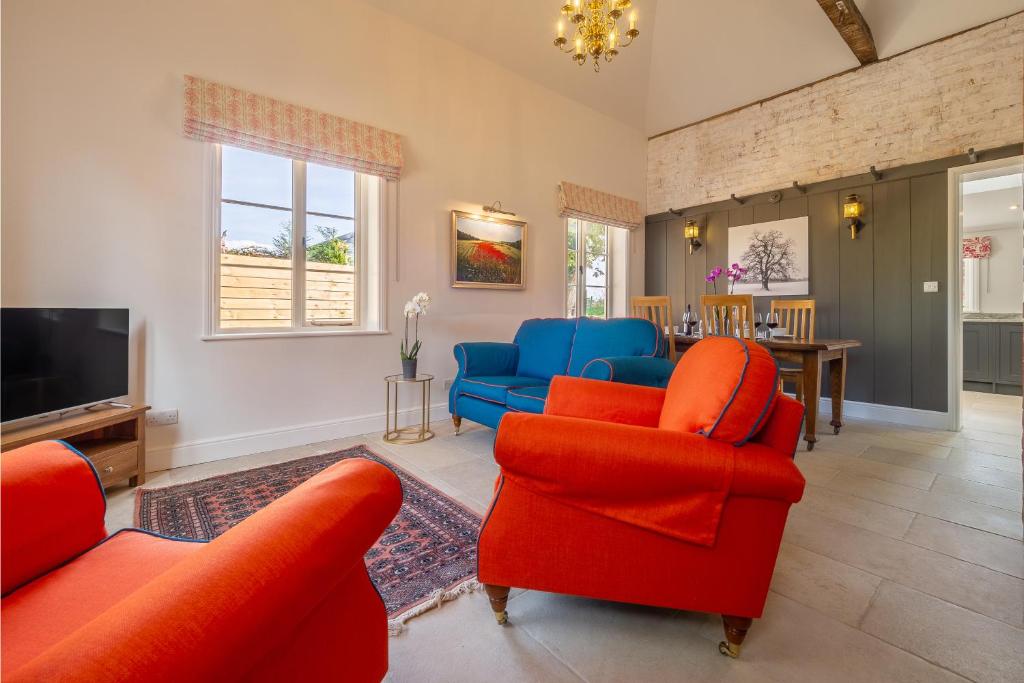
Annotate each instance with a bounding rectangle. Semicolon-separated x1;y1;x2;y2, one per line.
105;391;1023;682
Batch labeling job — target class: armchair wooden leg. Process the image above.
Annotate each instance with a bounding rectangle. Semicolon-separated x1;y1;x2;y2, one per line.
484;584;510;625
718;615;753;658
452;415;462;435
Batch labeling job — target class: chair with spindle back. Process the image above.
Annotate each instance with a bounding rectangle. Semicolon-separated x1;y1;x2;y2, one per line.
770;299;817;403
630;296;676;362
699;294;755;340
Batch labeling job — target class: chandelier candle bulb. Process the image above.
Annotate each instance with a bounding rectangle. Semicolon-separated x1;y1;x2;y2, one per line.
558;21;565;38
630;11;637;30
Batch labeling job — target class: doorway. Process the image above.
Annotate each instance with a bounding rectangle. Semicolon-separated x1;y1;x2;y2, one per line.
948;156;1023;434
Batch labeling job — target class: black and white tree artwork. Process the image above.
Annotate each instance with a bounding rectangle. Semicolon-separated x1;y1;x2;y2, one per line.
728;217;809;296
741;229;797;290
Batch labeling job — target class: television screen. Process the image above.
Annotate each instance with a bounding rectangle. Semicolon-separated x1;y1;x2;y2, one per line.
1;308;129;422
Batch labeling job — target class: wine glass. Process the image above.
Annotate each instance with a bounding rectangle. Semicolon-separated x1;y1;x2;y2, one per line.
766;312;780;339
755;313;764;340
682;308;697;337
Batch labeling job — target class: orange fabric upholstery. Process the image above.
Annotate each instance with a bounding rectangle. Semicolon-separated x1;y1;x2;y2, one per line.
1;441;107;596
479;359;805;630
659;337;779;444
1;443;401;683
544;375;666;428
751;394;806;458
2;530;204;673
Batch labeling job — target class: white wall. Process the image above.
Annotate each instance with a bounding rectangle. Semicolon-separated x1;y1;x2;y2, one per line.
2;0;647;469
964;225;1023;314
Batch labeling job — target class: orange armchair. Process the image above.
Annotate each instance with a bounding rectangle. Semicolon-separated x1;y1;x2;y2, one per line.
478;337;806;657
1;441;401;682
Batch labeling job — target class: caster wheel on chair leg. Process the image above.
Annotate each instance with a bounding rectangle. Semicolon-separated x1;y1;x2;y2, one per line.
807;441;815;451
718;641;741;658
494;610;509;626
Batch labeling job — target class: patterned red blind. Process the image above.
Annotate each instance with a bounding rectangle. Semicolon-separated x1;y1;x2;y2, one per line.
962;236;992;259
183;75;403;180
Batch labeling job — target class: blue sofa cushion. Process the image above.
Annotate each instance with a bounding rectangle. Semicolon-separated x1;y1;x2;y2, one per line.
459;376;548;404
506;386;549;414
514;319;577;380
566;317;661;376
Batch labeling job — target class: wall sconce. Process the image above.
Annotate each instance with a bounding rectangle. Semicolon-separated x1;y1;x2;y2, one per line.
482;201;516;216
683;220;702;254
843;194;864;239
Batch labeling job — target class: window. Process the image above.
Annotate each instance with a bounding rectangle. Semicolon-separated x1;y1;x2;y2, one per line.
209;145;384;337
566;218;611;318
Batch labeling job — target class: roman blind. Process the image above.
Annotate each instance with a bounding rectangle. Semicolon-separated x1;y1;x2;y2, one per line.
962;236;992;259
183;75;403;180
558;181;643;230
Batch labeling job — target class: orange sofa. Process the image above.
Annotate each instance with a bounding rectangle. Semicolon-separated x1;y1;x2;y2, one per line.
1;440;401;682
478;337;806;657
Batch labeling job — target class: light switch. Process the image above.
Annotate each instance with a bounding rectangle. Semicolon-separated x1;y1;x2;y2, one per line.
923;281;940;293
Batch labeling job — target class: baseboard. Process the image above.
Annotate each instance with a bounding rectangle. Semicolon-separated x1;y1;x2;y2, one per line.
147;401;450;472
816;397;951;430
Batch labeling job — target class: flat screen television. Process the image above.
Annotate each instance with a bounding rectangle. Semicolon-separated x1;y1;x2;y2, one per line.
1;308;129;423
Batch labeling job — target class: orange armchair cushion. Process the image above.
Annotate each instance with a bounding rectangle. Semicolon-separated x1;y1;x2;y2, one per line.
1;442;107;596
544;375;666;427
659;337;779;444
1;530;203;673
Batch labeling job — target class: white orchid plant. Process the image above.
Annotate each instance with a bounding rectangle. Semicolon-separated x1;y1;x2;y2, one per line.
401;292;431;361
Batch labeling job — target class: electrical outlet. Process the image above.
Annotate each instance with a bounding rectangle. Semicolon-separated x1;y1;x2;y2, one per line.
923;281;940;293
147;409;178;426
443;378;454;391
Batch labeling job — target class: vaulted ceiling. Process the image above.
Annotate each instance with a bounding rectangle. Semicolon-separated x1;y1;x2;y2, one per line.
360;0;1024;136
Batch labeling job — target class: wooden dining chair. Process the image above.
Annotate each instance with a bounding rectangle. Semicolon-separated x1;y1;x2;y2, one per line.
631;295;677;362
770;299;817;403
699;294;755;340
770;299;816;343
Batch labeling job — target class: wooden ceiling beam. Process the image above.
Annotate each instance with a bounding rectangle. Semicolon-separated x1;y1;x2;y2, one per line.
816;0;878;65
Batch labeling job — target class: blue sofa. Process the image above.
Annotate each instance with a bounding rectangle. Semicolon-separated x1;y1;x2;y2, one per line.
449;317;674;431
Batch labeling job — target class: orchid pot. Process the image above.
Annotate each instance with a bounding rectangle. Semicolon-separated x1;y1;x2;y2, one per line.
401;292;431;378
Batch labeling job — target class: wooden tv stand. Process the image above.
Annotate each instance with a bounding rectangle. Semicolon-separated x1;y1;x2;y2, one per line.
1;404;150;488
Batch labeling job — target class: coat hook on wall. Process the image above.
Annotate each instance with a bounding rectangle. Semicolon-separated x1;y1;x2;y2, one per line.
668;208;685;216
869;165;883;181
730;193;746;206
967;147;979;163
791;181;807;194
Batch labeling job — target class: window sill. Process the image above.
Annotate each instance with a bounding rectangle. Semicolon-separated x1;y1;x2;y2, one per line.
202;328;389;342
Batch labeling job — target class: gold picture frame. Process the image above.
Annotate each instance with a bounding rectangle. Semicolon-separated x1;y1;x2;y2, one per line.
451;210;527;289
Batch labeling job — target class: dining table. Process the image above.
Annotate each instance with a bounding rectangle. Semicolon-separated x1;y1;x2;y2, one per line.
675;335;863;451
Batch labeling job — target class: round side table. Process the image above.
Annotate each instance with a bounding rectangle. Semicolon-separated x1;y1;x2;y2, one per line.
383;373;435;444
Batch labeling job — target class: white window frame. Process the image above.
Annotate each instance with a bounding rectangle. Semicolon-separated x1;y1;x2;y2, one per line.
565;217;611;319
203;143;388;340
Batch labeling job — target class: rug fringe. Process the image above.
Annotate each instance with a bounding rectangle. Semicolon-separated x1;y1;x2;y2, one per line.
387;578;481;636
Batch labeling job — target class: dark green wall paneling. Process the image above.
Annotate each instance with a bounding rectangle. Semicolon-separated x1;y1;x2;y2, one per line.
644;164;962;412
838;184;875;402
807;192;840;340
910;173;949;412
645;220;667;296
666;218;687;321
872;181;913;407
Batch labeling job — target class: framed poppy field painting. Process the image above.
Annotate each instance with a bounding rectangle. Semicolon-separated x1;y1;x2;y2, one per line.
451;210;527;289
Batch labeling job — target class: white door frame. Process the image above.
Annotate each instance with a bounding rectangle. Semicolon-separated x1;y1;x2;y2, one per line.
945;155;1024;432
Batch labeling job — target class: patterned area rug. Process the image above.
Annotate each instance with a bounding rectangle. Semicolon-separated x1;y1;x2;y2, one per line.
134;446;481;632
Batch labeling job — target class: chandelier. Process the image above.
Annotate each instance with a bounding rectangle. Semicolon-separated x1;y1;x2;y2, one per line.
554;1;639;72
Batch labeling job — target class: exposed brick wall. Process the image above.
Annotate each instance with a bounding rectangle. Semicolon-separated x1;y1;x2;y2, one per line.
647;14;1024;214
